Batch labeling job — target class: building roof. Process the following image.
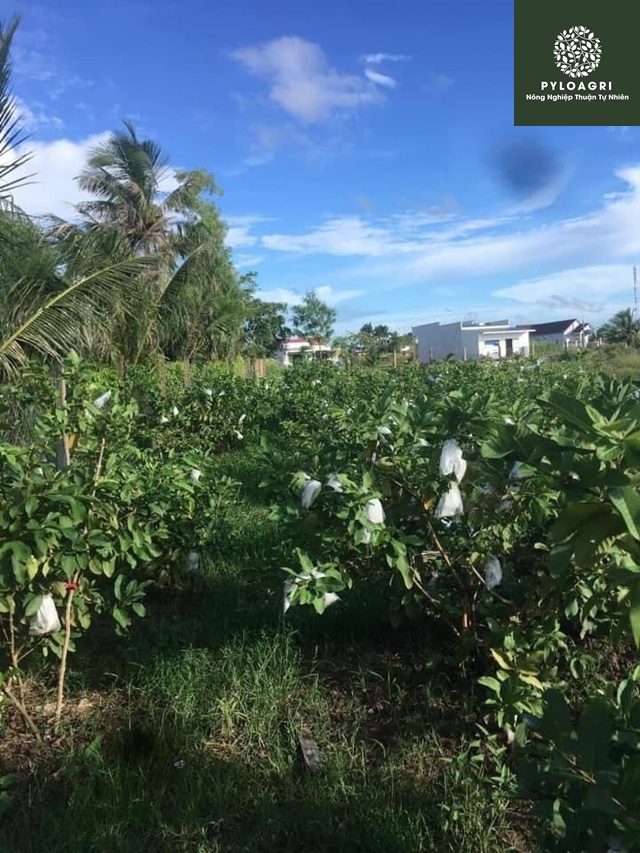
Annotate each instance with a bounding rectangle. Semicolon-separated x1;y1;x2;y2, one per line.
413;320;532;334
516;319;593;335
477;327;534;334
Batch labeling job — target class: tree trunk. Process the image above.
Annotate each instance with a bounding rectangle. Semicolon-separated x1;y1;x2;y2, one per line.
116;354;126;381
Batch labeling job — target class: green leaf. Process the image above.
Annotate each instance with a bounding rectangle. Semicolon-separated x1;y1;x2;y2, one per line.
610;487;640;540
553;503;611;543
616;755;640;807
541;689;572;741
2;541;30;584
577;698;612;774
25;555;39;581
583;786;618;815
396;554;413;589
296;549;314;575
60;555;77;578
549;542;573;578
573;513;623;565
313;597;326;615
112;606;130;629
24;594;43;618
490;649;512;670
114;574;124;601
629;584;640;648
478;676;501;694
480;438;511;460
391;539;407;557
67;498;87;525
519;673;544;690
24;496;38;517
539;390;595;432
32;534;49;557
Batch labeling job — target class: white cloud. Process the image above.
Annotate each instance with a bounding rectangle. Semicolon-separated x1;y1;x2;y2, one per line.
492;265;633;312
226;226;258;249
15;97;64;132
257;287;303;305
235;254;265;269
364;69;397;88
223;151;276;178
157;169;183;195
223;122;313;175
256;284;363;307
260;211;509;257
256;167;640;290
246;165;640;325
261;215;417;256
315;285;364;304
225;215;272;249
361;53;411;64
504;167;571;215
230;36;385;123
424;73;454;91
7;133;109;218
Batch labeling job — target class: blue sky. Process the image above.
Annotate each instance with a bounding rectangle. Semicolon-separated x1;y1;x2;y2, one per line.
4;0;640;333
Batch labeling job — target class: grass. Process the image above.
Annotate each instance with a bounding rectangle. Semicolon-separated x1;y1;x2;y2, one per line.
590;344;640;380
0;453;533;852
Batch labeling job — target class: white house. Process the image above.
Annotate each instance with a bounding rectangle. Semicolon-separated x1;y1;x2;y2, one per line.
277;337;333;367
411;320;533;363
516;319;593;348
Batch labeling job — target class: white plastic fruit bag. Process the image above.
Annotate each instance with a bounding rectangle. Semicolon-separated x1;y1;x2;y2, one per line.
29;594;61;635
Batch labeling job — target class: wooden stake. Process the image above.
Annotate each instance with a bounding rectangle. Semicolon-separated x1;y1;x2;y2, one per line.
52;362;70;469
156;353;167;396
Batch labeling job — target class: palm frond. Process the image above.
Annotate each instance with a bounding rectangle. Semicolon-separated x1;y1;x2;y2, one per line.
0;257;154;379
0;16;32;200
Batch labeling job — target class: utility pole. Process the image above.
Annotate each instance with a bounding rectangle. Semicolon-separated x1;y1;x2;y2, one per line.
634;265;638;319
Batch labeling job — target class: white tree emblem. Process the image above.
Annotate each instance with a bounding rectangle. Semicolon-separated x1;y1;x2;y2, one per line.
553;26;602;77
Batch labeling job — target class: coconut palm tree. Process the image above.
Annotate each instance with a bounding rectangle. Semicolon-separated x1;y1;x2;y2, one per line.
0;18;151;381
1;19;247;374
72;121;210;257
597;308;640;347
49;128;246;365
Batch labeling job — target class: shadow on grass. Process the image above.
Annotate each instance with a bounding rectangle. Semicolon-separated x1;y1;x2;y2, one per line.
2;707;519;853
1;569;529;853
1;465;529;853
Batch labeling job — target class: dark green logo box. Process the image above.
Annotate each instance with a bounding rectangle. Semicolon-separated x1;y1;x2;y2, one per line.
514;0;640;126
